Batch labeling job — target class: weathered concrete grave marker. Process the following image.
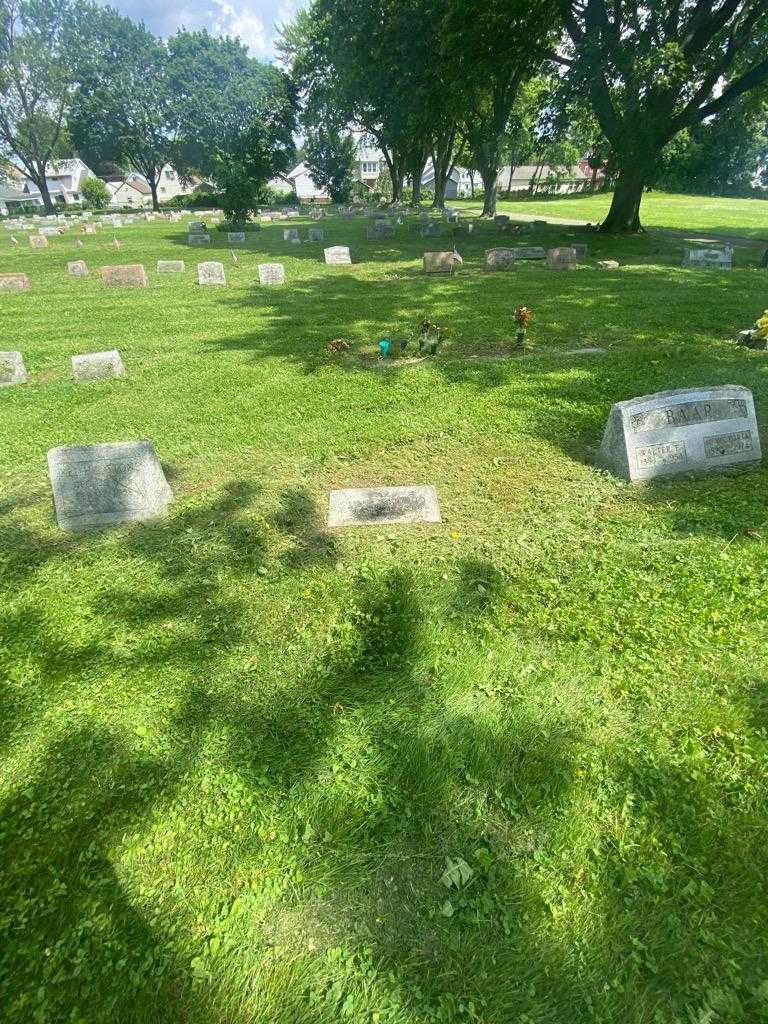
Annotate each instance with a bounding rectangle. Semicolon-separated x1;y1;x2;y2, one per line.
547;247;578;270
67;260;88;277
0;351;27;386
283;228;299;242
682;248;732;270
0;273;30;292
485;248;517;271
157;260;185;273
258;263;285;286
228;231;246;243
188;221;205;233
328;486;442;528
29;235;48;249
423;251;457;274
308;228;324;242
198;261;226;286
511;246;546;260
100;264;148;288
71;350;126;382
598;385;761;482
47;440;173;531
325;245;352;265
188;233;210;245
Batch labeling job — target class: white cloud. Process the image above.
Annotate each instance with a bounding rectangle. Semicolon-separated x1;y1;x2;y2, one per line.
210;0;270;56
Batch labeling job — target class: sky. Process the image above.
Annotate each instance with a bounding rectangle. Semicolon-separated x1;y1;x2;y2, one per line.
102;0;308;61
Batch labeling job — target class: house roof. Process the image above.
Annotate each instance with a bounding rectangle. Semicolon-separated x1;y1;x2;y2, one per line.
0;186;29;201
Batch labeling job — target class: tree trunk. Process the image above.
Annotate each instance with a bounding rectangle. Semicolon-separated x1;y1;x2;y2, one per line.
591;165;598;191
507;163;515;195
480;166;499;217
35;164;55;214
469;170;475;198
149;174;160;212
600;166;645;232
430;126;456;210
409;153;426;207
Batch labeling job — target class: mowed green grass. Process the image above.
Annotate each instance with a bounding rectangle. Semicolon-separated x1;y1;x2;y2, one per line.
2;211;768;1024
458;190;768;241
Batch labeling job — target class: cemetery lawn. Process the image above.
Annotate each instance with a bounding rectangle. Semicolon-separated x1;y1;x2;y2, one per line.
3;212;768;1024
460;190;768;241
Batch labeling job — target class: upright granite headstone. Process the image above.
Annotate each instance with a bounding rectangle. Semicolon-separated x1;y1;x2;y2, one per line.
485;248;517;271
0;351;27;386
324;246;351;265
598;385;761;482
67;260;88;277
29;235;48;249
423;251;455;274
258;263;285;286
188;233;210;245
547;247;578;270
283;228;299;242
308;228;324;242
47;440;173;531
197;261;226;286
83;223;97;234
228;231;246;243
100;264;148;288
0;273;30;292
71;350;126;382
157;260;185;273
188;221;205;233
511;246;546;260
328;486;441;528
682;248;732;270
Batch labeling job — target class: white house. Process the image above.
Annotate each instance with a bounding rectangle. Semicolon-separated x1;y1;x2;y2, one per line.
23;158;95;205
283;162;328;201
105;174;153;208
156;164;196;201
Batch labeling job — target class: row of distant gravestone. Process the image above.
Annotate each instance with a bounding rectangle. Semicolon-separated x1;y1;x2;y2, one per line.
0;260;287;291
1;349;124;386
32;385;764;532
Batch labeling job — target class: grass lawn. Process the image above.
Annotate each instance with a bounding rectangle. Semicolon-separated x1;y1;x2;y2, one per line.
456;190;768;242
2;209;768;1024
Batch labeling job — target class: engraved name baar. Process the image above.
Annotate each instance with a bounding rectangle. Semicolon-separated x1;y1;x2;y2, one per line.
634;441;688;470
630;399;747;432
704;430;754;459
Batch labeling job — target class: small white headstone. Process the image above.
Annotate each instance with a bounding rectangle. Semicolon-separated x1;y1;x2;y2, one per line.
71;350;126;382
188;233;210;245
157;260;185;273
67;260;88;277
0;273;31;292
258;263;285;286
29;235;48;249
0;351;27;386
47;440;173;531
324;245;351;265
197;261;226;286
328;486;441;528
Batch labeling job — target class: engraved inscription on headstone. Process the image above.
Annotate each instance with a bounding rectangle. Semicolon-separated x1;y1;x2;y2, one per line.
67;260;88;277
258;263;285;286
71;350;126;382
547;246;578;270
47;440;173;531
197;261;226;286
228;232;246;242
598;386;761;481
511;246;546;260
0;351;27;386
188;221;205;233
682;248;732;270
328;486;442;528
324;245;351;265
100;264;148;288
188;233;210;245
0;273;31;292
157;260;185;273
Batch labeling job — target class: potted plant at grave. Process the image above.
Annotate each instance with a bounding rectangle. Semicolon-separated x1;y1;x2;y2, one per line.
513;306;531;350
417;318;447;355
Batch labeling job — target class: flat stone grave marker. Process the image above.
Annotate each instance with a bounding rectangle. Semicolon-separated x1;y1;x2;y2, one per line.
598;385;761;482
547;247;578;270
423;251;455;274
67;260;88;277
71;350;126;382
308;228;324;242
228;231;246;242
188;221;205;233
367;223;394;239
39;226;61;236
682;248;732;269
328;486;441;528
100;264;148;288
157;260;185;273
510;246;546;260
283;228;299;242
485;248;517;271
188;234;210;245
0;351;27;386
597;260;620;270
47;440;173;531
324;245;351;265
0;273;30;292
258;263;285;286
198;261;226;286
29;235;48;249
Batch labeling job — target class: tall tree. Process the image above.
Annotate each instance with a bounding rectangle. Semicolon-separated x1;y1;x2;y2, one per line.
168;30;296;223
0;0;86;212
304;125;355;202
446;0;558;217
69;9;176;212
559;0;768;231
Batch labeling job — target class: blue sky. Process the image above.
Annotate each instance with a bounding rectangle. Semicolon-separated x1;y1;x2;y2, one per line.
103;0;308;60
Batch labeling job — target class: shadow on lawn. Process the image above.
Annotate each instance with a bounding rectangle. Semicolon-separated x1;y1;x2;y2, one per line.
2;473;768;1021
